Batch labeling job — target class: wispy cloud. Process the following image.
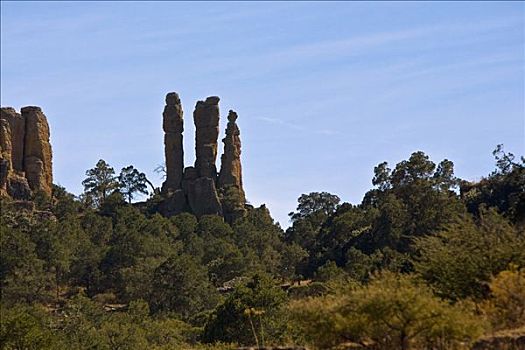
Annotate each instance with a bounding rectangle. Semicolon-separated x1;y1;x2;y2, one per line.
256;116;341;136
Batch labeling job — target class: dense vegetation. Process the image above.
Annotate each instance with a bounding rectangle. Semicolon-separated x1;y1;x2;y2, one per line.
1;145;524;349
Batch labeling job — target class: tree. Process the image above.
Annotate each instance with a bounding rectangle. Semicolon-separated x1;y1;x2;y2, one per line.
149;253;219;318
0;304;64;349
82;159;120;207
415;208;525;300
288;192;340;224
118;165;150;203
461;144;525;224
203;273;288;345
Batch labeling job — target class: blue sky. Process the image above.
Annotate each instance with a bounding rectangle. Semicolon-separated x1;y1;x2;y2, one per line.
1;1;524;226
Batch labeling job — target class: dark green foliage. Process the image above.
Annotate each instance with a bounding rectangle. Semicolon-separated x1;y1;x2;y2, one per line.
0;304;64;349
289;192;341;223
118;165;150;203
82;159;120;208
150;253;219;318
288;151;464;278
461;144;525;224
203;273;287;345
1;147;524;348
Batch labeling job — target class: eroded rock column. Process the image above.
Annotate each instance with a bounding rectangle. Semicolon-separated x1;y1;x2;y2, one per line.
194;96;220;178
183;96;222;216
218;110;245;193
0;106;53;199
218;110;246;222
161;92;184;194
21;106;53;196
1;107;25;172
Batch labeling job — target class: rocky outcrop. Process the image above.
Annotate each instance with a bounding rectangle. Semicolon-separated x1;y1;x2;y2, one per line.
0;106;53;199
161;92;184;194
22;107;53;196
158;93;247;219
218;110;246;222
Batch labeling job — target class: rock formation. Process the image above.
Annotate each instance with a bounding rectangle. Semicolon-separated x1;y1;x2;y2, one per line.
161;92;184;194
184;97;222;216
194;96;220;178
0;106;53;199
218;110;246;222
21;107;53;196
158;93;246;220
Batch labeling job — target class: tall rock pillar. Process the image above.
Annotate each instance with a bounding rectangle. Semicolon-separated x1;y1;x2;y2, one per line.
218;110;246;222
161;92;184;194
194;96;220;178
21;106;53;196
1;106;53;199
182;96;222;216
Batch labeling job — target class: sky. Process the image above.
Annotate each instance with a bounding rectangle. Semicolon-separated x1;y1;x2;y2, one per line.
1;1;524;227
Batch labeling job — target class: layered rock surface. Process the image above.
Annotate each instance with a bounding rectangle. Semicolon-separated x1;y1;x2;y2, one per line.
0;106;53;199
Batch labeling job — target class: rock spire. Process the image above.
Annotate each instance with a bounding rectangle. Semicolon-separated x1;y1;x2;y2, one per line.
161;92;184;194
218;110;246;222
194;96;220;178
0;106;53;199
158;93;246;221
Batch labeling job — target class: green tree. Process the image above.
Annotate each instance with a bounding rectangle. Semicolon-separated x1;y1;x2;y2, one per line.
82;159;120;207
288;192;340;224
415;208;525;300
203;273;287;345
118;165;150;203
461;144;525;224
150;253;219;319
0;304;64;349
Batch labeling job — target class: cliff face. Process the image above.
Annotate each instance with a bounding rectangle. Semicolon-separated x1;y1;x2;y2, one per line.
0;106;53;199
159;92;246;221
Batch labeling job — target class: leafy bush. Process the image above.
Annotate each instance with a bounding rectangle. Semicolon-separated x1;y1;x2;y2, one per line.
289;272;485;350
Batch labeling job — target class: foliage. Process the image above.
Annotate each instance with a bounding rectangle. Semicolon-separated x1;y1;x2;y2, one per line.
482;265;525;330
82;159;120;207
203;273;288;345
0;304;64;350
150;253;219;319
289;272;485;350
414;208;525;300
461;144;525;224
118;165;150;203
288;191;341;224
2;147;524;347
